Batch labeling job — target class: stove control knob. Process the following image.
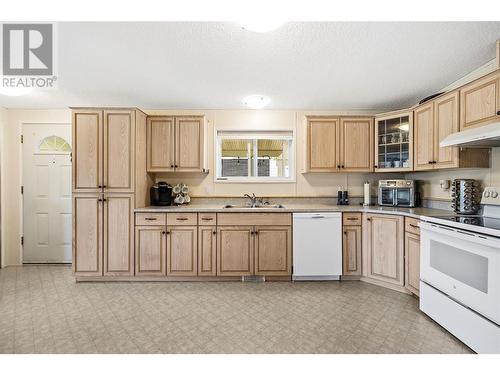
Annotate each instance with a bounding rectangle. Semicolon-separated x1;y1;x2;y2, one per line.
484;191;491;198
492;191;499;198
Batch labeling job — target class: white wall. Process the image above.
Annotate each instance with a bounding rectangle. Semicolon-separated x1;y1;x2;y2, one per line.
1;109;71;266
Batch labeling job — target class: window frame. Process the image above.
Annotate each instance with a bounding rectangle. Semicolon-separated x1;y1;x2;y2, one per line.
215;130;296;183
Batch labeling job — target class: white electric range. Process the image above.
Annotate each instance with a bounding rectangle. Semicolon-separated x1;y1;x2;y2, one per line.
419;186;500;354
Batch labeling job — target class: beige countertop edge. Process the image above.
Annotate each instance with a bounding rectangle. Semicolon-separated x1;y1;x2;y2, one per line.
134;205;454;219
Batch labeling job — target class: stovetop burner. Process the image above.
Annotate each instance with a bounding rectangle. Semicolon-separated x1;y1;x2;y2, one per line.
439;215;500;231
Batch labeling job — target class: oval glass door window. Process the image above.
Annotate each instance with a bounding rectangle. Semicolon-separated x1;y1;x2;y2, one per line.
38;135;72;153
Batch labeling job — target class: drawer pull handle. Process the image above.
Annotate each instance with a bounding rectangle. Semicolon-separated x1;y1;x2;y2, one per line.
346;217;358;221
409;223;419;228
201;217;213;221
176;217;189;221
145;217;157;221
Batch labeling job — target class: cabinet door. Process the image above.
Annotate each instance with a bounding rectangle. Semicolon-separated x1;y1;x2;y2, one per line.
167;226;197;276
307;117;339;172
175;117;204;172
414;103;434;171
103;110;135;192
339;117;373;172
343;226;361;276
103;193;134;276
198;226;217;276
460;71;500;130
147;117;175;172
217;226;254;276
135;226;166;276
72;110;103;192
405;232;420;296
434;91;459;169
254;226;291;276
73;194;103;276
363;214;404;286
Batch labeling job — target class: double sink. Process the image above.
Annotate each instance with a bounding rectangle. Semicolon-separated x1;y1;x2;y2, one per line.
223;193;285;209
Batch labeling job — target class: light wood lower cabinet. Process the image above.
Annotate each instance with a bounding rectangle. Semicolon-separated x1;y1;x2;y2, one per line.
135;225;166;276
166;226;198;276
254;226;291;276
405;231;420;296
198;226;217;276
217;226;254;276
103;194;135;276
73;194;103;276
343;226;362;276
363;214;404;286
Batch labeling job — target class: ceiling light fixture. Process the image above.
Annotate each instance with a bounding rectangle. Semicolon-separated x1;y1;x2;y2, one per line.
243;95;270;109
240;20;284;33
0;87;34;96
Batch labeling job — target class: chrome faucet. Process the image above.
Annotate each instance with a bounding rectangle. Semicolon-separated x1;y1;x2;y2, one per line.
244;193;258;208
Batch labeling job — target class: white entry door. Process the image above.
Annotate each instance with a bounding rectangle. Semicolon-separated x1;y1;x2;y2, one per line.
23;123;72;263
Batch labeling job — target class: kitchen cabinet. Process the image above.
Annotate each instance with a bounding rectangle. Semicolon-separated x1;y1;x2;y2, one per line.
343;212;362;277
135;225;167;276
72;108;150;278
363;213;404;286
307;117;339;172
167;226;198;276
459;70;500;130
217;226;254;276
103;193;135;276
306;116;374;172
198;226;217;276
73;194;103;276
254;226;292;276
339;117;373;172
375;110;413;172
405;224;420;296
414;97;490;171
146;116;205;172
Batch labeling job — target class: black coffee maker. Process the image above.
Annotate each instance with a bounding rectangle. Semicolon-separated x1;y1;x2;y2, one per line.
150;182;173;206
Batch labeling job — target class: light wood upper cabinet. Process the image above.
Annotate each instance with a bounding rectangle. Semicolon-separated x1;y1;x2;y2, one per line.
104;110;135;192
307;117;339;172
434;91;459;169
135;225;166;276
339;117;373;172
198;226;217;276
175;117;204;172
363;214;404;286
460;70;500;130
73;194;103;276
254;226;291;276
146;116;204;172
414;102;435;171
405;230;420;296
73;110;103;192
103;193;134;276
343;225;362;276
147;116;175;172
167;226;197;276
217;226;254;276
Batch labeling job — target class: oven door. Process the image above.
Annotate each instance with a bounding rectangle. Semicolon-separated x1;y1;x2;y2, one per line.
395;188;413;207
378;188;395;206
420;222;500;324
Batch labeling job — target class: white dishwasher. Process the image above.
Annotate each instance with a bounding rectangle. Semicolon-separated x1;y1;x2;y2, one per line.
292;212;342;280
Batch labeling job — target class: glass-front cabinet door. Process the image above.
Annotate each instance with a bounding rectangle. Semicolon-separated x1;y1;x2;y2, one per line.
375;110;413;172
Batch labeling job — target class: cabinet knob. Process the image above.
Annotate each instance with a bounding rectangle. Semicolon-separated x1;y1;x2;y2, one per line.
166;231;170;235
497;110;500;115
341;165;345;169
374;165;377;168
337;165;340;169
170;164;174;168
98;185;102;188
175;165;179;168
428;161;432;164
162;231;166;235
212;231;216;235
343;231;347;234
367;218;371;221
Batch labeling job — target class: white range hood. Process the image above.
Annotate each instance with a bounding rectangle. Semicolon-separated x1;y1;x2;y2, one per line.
440;122;500;148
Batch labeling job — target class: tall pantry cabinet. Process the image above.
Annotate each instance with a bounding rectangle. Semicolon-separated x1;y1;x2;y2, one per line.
72;108;152;276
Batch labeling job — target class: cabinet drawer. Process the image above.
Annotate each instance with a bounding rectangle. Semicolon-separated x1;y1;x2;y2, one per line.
135;213;167;226
167;213;198;226
198;213;216;225
343;212;361;226
405;217;420;235
217;213;292;226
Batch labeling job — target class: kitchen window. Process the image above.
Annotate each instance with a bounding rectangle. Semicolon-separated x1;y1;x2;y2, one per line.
215;130;294;182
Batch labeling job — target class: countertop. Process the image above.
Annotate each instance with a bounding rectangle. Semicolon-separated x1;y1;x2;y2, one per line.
135;204;455;219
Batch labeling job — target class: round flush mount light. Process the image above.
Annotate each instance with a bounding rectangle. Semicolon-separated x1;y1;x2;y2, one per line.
243;95;270;109
240;20;284;33
0;86;34;96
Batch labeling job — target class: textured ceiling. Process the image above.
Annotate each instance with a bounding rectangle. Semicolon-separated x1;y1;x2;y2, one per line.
1;22;500;110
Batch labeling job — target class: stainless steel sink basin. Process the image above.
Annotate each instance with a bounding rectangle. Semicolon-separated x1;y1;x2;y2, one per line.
223;204;286;209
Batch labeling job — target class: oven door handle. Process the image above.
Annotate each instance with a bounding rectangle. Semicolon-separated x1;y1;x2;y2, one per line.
420;222;500;248
393;189;397;206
